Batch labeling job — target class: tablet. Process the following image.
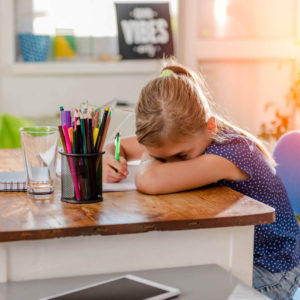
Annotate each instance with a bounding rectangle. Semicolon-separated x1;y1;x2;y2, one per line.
41;274;181;300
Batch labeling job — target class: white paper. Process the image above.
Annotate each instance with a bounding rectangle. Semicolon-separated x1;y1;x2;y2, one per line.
103;160;139;192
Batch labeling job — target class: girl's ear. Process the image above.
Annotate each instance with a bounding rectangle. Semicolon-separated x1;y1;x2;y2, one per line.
207;116;217;132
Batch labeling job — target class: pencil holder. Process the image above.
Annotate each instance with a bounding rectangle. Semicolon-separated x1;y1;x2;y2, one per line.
59;152;103;204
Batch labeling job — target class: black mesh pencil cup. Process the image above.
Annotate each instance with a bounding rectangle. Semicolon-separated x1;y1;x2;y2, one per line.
60;152;103;204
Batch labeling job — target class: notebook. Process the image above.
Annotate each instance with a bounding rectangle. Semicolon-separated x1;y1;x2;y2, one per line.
103;160;139;192
0;171;27;191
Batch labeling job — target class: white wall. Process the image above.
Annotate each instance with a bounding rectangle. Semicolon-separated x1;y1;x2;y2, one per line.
1;73;158;118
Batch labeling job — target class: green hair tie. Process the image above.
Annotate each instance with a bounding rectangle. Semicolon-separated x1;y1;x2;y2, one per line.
160;69;175;77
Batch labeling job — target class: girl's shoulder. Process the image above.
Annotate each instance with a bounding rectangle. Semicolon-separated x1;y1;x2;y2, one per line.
208;130;255;150
204;129;260;169
204;130;273;182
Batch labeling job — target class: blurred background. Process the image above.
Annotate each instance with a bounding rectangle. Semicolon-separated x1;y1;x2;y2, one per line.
0;0;299;149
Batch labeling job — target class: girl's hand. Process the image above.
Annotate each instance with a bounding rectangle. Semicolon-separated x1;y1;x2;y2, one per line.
103;154;128;183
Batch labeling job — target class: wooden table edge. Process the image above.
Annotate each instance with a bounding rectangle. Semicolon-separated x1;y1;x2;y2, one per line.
0;209;275;242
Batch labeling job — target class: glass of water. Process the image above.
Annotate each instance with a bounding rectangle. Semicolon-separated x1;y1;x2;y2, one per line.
20;126;59;196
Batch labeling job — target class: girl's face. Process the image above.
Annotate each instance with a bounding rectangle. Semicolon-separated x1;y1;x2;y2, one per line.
146;127;214;162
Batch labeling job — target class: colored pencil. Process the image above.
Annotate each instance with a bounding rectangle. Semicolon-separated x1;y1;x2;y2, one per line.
95;108;101;127
99;110;111;152
80;117;87;154
89;118;95;153
76;119;81;154
72;129;76;154
58;125;67;153
95;107;109;152
62;125;81;200
74;111;78;130
93;128;99;146
68;127;74;147
90;108;95;129
96;110;111;168
84;117;91;154
114;132;120;162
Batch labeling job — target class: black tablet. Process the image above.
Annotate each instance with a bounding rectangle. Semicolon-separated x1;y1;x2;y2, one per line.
41;274;181;300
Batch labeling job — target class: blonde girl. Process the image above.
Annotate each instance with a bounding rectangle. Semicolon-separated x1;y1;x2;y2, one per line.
103;62;300;299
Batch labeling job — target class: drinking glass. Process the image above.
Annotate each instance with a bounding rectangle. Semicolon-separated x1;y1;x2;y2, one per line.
20;126;59;196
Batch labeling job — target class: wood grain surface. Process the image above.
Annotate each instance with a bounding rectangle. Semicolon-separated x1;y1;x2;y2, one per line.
0;149;275;242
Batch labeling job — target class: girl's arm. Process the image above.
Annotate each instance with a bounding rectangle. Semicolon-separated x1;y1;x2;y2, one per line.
135;153;249;194
103;136;146;183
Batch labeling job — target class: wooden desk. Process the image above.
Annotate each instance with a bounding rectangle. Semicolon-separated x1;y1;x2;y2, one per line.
0;149;275;285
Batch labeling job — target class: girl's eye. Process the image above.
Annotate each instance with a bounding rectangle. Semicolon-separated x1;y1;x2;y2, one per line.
156;157;166;163
177;153;188;160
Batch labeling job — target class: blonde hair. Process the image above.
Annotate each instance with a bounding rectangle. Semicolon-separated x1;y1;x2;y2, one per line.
135;60;276;165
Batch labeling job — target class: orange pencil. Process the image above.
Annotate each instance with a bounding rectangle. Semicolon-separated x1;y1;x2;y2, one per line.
68;127;74;147
92;109;99;129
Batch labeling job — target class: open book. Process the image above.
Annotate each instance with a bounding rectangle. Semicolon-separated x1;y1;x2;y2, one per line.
103;160;139;192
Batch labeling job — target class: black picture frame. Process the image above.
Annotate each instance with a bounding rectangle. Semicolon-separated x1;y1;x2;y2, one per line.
115;2;174;59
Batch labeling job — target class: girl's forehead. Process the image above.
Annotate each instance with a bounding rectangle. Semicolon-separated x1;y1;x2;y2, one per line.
145;130;211;158
146;138;196;158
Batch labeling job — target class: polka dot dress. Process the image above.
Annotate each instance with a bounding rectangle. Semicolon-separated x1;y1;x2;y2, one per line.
205;131;300;273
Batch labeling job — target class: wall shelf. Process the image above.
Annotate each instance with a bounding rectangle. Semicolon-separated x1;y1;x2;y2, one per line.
11;59;162;76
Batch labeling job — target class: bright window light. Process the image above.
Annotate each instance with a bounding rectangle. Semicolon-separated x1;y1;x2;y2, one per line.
33;0;178;37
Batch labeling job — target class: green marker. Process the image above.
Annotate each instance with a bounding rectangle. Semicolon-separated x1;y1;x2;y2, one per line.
115;132;120;162
72;129;76;154
80;118;87;154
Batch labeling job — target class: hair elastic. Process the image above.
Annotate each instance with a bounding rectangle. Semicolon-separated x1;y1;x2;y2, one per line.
160;69;175;77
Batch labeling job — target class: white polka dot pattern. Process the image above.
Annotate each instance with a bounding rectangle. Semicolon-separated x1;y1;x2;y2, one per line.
205;131;300;273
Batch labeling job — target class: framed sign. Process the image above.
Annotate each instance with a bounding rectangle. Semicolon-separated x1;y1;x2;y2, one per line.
115;3;174;59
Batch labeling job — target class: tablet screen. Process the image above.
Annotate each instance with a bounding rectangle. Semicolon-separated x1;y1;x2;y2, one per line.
46;276;178;300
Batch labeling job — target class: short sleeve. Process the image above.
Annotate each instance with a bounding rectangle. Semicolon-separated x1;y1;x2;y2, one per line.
205;136;255;179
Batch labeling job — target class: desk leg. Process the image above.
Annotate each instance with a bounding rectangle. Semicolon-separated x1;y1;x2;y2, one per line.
0;244;7;283
230;225;254;286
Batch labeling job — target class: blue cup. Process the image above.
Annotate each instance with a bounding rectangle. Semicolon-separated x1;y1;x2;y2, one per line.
18;33;50;62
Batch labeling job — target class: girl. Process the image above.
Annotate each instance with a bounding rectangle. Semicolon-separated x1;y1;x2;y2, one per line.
103;62;300;299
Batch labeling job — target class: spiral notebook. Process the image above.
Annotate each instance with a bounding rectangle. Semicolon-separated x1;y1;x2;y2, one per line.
0;172;27;191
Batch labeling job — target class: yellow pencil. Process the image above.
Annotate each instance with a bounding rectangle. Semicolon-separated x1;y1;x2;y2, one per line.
93;128;99;146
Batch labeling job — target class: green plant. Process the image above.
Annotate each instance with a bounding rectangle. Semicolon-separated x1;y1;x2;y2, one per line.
259;72;300;142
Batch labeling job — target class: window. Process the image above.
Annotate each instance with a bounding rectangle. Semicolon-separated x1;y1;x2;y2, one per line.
32;0;178;37
15;0;177;62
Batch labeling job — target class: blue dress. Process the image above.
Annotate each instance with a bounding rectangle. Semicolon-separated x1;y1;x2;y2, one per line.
204;131;300;273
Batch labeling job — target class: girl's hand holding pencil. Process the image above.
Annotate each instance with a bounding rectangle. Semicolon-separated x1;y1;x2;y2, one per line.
103;154;128;183
103;134;129;183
